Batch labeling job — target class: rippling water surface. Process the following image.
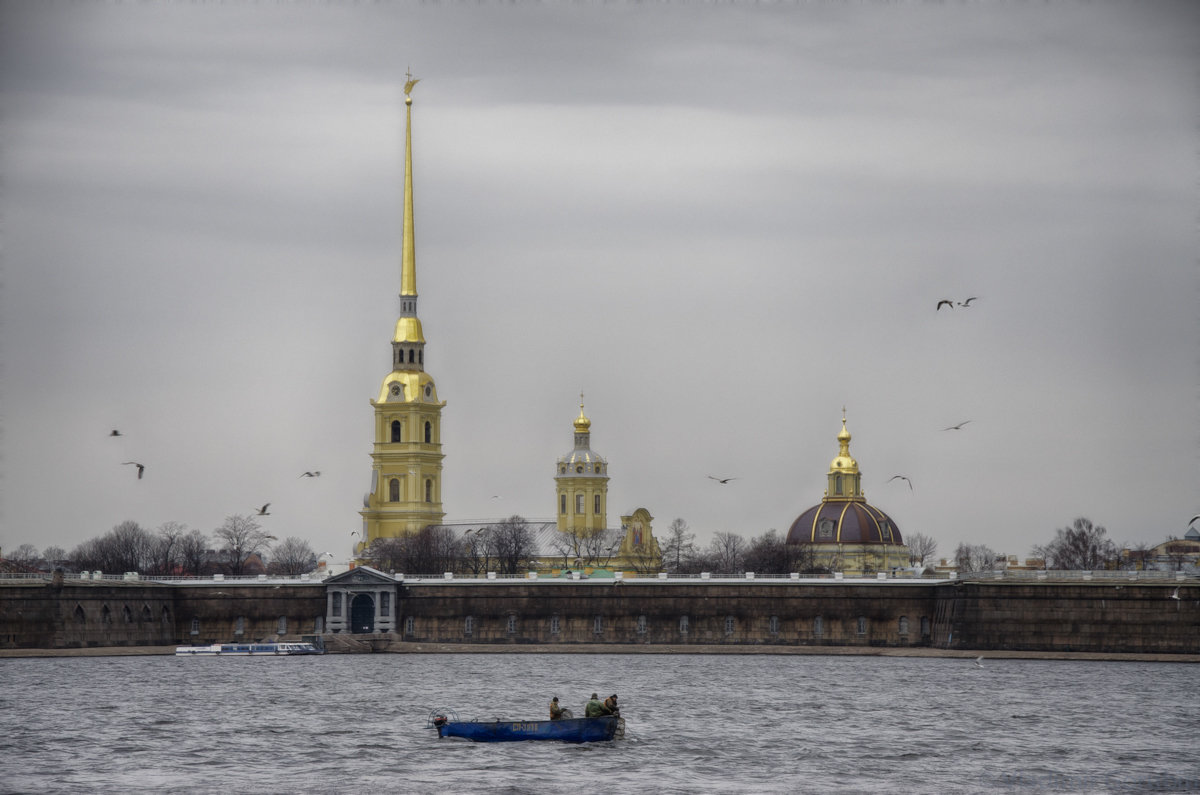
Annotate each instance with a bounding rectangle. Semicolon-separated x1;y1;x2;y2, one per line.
2;653;1198;794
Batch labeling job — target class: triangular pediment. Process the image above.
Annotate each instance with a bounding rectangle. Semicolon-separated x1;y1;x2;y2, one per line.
325;565;397;586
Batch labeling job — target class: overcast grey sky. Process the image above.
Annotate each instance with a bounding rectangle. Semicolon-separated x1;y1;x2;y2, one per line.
1;0;1196;565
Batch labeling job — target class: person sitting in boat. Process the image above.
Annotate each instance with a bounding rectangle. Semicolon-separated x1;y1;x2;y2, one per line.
602;694;619;717
550;696;565;721
585;693;604;717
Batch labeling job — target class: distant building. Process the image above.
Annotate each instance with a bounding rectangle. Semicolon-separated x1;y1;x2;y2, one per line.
786;414;910;576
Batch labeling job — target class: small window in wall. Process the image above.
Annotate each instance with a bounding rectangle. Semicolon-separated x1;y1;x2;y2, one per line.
560;495;567;515
769;615;780;635
278;616;287;635
140;605;152;623
74;604;86;625
332;592;343;617
507;614;518;635
102;605;112;625
424;421;432;443
813;615;823;637
234;616;245;635
679;615;689;635
594;465;600;474
389;478;400;502
636;615;647;635
593;615;603;635
550;615;561;635
381;592;391;618
898;616;909;635
425;479;433;503
818;519;835;540
122;605;133;624
576;494;584;514
724;616;736;635
408;349;414;363
576;465;583;474
404;616;414;636
464;616;474;637
857;616;867;635
391;420;402;443
835;475;843;494
162;606;171;625
190;618;200;635
314;616;324;634
920;616;931;636
594;494;601;514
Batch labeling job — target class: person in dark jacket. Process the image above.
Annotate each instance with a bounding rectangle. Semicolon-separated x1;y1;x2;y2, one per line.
550;696;565;720
602;694;619;716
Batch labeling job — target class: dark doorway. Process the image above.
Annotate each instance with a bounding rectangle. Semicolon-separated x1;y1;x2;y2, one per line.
351;594;375;634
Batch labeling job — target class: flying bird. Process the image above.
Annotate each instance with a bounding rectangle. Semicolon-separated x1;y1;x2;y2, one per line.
122;462;145;479
707;476;738;484
888;475;913;491
109;429;123;437
255;503;271;516
1188;515;1200;527
1171;587;1181;601
936;299;954;311
942;421;972;431
958;297;979;307
299;471;321;478
974;656;984;668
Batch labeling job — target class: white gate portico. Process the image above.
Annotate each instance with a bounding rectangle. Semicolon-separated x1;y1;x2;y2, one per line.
324;566;399;634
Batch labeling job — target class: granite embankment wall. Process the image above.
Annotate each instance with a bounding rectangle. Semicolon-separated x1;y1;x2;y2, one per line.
1;578;1195;654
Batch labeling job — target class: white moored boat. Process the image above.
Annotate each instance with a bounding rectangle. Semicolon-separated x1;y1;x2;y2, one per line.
175;642;323;656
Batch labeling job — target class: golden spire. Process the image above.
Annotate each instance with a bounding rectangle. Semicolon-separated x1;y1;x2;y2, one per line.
393;69;425;347
574;392;592;433
830;411;859;474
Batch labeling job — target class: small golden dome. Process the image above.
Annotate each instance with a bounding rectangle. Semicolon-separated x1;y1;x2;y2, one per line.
574;404;591;433
830;416;859;473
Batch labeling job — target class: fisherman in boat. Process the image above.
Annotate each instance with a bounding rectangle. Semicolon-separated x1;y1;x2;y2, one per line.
550;696;565;721
602;694;619;717
585;693;604;717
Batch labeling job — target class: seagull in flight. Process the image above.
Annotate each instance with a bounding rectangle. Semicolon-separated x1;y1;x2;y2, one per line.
1188;515;1200;528
255;503;271;516
936;299;955;311
942;420;972;431
109;429;123;437
1171;587;1181;601
958;297;979;307
888;475;913;491
707;476;738;484
299;471;322;478
122;462;145;479
974;656;984;668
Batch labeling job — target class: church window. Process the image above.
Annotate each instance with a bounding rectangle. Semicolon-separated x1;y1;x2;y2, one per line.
424;421;432;443
678;615;689;635
463;616;474;637
593;615;603;635
813;615;823;637
576;494;584;514
898;616;909;635
391;421;402;442
724;616;735;636
234;616;245;635
550;615;561;635
425;479;433;503
389;479;400;502
332;592;343;617
560;494;567;515
594;495;601;514
857;616;867;635
277;616;287;635
381;592;391;617
769;615;780;635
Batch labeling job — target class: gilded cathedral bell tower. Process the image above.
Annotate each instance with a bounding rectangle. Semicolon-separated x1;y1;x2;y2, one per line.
359;74;446;549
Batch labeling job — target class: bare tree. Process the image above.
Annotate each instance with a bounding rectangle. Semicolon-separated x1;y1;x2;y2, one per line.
708;531;747;574
905;532;938;567
459;528;495;577
179;529;209;576
743;529;814;574
954;542;1000;573
42;545;67;565
660;518;696;573
365;537;408;573
268;537;319;575
1033;517;1118;570
546;526;621;570
9;544;39;563
214;515;274;575
151;521;189;575
488;515;537;576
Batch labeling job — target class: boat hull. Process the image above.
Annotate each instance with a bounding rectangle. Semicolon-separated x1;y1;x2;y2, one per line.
435;716;621;743
175;642;323;656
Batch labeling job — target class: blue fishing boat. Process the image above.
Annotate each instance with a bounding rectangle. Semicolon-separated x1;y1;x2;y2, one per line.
428;708;623;743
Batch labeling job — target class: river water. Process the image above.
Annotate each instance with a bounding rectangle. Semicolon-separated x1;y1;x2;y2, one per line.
1;653;1197;794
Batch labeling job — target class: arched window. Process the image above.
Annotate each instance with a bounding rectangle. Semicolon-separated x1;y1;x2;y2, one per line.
636;615;647;635
141;605;152;623
857;616;868;635
190;618;200;635
122;605;133;624
235;616;245;635
332;592;343;617
391;420;402;443
835;475;843;494
506;614;518;634
404;616;414;636
464;616;474;636
74;604;86;625
920;616;931;636
277;616;287;635
102;605;112;625
161;606;171;625
679;615;689;635
424;421;432;443
813;615;823;637
769;615;780;635
898;616;909;635
575;494;584;514
560;494;567;515
594;494;601;514
408;349;414;363
425;479;433;503
724;616;736;636
550;615;561;635
593;615;603;635
389;478;400;502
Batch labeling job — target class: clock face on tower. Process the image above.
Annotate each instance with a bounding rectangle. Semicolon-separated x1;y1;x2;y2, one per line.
424;385;432;399
389;383;402;400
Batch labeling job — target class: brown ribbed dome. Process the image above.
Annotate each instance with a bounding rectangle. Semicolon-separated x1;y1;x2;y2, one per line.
786;501;904;546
